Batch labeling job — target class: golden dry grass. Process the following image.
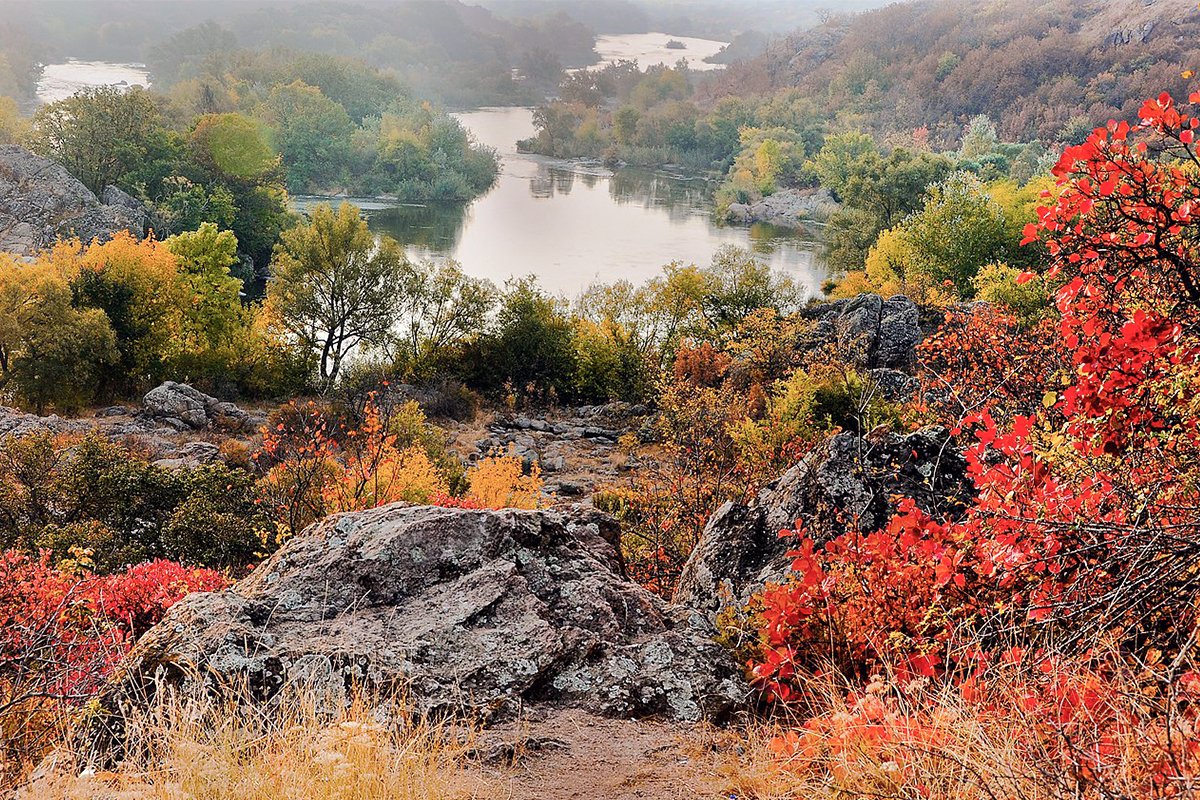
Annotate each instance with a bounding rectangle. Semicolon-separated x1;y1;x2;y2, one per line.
19;689;489;800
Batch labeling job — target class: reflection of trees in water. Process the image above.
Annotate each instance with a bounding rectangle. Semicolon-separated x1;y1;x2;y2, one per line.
608;168;714;222
362;202;469;251
554;169;575;196
744;220;826;265
529;166;579;199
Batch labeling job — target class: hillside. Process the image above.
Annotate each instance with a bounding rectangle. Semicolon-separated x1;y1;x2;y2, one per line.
706;0;1200;145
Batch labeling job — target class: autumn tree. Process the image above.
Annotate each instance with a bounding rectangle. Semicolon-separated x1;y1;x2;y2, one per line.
811;133;955;271
6;277;118;414
266;202;409;385
260;81;355;191
28;87;174;194
393;259;494;370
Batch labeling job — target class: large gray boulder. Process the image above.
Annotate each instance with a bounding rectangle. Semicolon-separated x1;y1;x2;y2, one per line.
142;381;265;432
674;426;972;622
82;504;747;755
0;145;147;256
804;294;923;372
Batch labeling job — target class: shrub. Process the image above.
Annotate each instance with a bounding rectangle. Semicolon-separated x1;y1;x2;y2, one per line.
972;262;1050;326
0;432;269;574
466;456;542;510
457;277;577;403
0;552;225;777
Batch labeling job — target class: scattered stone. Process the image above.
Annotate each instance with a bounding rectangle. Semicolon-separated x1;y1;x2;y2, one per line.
724;188;837;228
94;405;135;418
0;406;86;439
141;381;264;432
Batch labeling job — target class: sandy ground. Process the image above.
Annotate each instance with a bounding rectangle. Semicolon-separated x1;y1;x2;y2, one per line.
455;708;732;800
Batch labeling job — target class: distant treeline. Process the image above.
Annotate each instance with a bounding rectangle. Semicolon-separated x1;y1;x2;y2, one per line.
0;0;599;106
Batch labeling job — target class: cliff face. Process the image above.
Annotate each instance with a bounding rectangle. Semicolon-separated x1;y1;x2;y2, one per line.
0;145;146;257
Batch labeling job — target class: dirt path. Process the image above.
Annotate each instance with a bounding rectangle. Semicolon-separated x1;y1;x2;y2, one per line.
455;709;731;800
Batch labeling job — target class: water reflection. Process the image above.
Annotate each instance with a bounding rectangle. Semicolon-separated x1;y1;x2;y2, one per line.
296;108;829;298
357;202;469;252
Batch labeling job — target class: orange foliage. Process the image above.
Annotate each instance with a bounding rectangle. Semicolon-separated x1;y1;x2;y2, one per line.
465;455;542;510
321;405;448;513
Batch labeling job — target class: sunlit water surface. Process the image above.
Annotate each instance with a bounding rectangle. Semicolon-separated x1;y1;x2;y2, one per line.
296;108;828;297
36;60;150;103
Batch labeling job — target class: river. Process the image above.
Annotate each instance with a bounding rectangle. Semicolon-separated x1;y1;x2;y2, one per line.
37;59;828;298
296;107;828;297
588;32;729;72
36;60;150;104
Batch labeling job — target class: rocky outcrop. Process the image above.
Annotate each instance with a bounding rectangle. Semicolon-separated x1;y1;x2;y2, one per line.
793;294;926;402
674;426;972;622
0;406;87;439
80;505;746;757
0;146;147;256
142;381;266;433
725;188;837;228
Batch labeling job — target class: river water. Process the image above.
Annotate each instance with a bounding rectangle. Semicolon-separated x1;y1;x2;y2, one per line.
296;107;828;297
588;32;728;72
36;60;150;104
38;59;828;298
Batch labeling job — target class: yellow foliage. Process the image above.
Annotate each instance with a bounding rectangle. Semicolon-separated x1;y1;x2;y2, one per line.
827;269;879;299
323;407;449;513
467;455;542;510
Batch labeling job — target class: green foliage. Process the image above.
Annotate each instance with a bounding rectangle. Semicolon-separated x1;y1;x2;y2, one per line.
812;135;955;272
458;277;577;403
167;224;244;352
8;281;119;415
358;106;498;201
267;202;409;384
958;114;998;161
973;263;1049;326
700;246;799;333
0;432;268;573
572;320;652;403
731;364;907;461
260;81;355;192
190;113;278;181
898;172;1008;295
393;259;495;374
28;87;176;194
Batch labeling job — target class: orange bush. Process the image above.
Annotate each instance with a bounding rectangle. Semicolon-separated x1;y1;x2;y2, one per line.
464;455;541;510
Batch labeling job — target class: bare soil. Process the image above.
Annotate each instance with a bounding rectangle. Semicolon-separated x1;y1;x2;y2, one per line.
455;709;731;800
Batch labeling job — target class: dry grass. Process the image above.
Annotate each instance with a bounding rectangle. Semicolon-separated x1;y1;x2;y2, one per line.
18;688;491;800
707;659;1186;800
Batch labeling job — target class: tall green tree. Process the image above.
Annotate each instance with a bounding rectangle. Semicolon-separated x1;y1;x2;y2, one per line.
260;81;354;192
266;202;408;384
28;87;175;194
